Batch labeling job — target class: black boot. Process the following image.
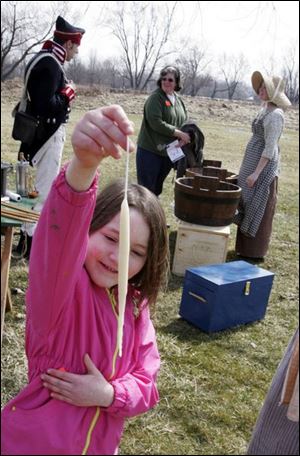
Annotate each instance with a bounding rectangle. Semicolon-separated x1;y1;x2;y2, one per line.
14;231;26;254
14;231;32;260
24;234;32;260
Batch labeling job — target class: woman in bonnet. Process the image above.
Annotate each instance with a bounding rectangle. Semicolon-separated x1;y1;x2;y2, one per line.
234;71;291;260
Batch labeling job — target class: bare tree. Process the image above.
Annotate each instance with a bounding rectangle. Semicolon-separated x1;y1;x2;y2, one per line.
106;1;179;90
67;56;88;84
176;46;212;96
216;53;249;100
281;43;299;104
1;1;88;81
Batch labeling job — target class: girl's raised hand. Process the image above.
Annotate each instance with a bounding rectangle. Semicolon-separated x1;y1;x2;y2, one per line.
71;105;135;165
67;105;135;191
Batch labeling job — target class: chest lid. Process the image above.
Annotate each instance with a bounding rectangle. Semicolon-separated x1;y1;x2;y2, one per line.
186;261;274;292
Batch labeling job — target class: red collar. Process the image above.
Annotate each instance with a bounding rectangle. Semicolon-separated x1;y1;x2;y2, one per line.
41;40;66;64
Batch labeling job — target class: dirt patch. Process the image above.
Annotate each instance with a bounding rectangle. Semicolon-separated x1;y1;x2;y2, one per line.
2;78;298;130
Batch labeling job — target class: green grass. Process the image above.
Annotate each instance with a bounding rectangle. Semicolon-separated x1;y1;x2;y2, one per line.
1;91;299;455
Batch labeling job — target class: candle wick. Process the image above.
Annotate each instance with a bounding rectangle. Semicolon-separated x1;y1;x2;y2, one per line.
124;136;129;198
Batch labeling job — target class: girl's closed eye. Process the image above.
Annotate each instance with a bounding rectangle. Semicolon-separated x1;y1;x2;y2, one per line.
104;234;118;243
131;249;145;257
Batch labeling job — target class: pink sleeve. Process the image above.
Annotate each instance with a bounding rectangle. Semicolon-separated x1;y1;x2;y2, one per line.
105;305;160;418
26;166;98;334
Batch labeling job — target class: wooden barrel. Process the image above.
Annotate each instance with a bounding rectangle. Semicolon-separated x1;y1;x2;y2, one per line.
225;171;238;185
175;175;241;226
202;159;222;168
186;167;239;185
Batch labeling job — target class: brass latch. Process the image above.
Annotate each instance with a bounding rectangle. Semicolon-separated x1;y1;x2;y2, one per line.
189;291;207;303
244;281;251;295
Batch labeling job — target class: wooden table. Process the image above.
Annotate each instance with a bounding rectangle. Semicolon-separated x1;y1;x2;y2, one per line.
1;198;35;346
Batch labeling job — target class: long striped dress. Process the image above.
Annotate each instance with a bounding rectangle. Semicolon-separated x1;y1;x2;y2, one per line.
247;328;299;455
234;107;284;257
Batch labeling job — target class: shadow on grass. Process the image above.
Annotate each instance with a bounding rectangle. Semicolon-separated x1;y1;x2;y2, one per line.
167;229;186;291
168;273;184;291
161;315;261;344
168;229;177;265
227;248;266;265
226;249;239;261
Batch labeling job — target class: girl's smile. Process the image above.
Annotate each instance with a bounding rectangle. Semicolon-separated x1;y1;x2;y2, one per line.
85;209;150;288
99;261;118;274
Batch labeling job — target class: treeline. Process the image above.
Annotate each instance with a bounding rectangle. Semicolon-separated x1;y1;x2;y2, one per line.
1;1;299;103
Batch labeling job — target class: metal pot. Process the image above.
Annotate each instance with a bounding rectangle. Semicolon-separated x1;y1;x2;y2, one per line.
1;162;13;197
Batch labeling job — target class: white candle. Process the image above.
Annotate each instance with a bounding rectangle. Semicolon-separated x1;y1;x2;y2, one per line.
117;137;130;357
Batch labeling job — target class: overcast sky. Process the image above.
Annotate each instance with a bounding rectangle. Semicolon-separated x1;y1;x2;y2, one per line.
41;1;299;83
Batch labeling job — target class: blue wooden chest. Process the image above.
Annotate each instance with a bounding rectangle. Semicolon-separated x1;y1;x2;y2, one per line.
179;261;274;332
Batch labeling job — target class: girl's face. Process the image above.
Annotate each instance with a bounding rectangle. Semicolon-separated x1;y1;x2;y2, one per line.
85;209;150;289
161;72;176;95
258;82;269;101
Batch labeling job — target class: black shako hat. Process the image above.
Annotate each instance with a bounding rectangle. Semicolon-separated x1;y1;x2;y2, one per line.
54;16;85;45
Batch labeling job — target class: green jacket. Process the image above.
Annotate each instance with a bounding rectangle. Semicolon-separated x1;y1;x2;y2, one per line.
137;88;187;156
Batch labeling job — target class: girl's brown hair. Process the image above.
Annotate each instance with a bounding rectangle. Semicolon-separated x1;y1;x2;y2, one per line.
90;179;169;308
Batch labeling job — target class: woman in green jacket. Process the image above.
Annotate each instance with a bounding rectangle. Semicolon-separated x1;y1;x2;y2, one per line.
137;66;190;196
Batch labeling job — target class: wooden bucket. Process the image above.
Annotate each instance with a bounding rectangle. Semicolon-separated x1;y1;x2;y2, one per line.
186;167;239;185
174;175;241;226
202;159;222;168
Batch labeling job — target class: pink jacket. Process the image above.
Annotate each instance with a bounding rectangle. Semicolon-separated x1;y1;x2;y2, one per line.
1;168;160;455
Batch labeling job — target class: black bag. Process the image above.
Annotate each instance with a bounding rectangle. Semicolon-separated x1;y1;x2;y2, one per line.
12;109;39;145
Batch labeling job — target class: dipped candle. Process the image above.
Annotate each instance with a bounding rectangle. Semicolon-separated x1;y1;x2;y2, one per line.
117;139;130;357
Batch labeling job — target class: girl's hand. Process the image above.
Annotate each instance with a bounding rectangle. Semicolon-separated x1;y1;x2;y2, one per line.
71;105;135;167
67;105;135;191
41;354;114;408
246;173;258;188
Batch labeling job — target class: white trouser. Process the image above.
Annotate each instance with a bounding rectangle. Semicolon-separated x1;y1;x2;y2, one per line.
23;124;66;237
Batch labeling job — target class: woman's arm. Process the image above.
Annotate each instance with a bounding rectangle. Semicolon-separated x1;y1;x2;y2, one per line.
145;93;188;143
246;156;270;188
262;110;284;160
246;111;283;188
174;128;190;145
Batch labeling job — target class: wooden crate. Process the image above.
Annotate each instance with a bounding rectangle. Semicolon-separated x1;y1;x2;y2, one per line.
172;221;230;276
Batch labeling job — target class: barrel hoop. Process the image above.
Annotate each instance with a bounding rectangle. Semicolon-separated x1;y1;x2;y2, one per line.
176;194;239;205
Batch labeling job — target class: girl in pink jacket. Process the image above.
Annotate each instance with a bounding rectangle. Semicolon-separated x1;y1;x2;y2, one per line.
1;106;169;455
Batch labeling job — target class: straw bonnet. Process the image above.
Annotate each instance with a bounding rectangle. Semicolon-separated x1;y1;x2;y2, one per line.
251;71;291;108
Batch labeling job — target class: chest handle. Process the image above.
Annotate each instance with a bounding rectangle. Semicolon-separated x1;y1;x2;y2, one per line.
188;291;207;303
244;281;251;295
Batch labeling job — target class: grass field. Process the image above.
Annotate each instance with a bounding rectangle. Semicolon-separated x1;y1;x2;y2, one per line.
1;88;299;455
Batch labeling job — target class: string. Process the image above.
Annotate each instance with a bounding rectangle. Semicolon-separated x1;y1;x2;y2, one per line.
124;136;129;196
